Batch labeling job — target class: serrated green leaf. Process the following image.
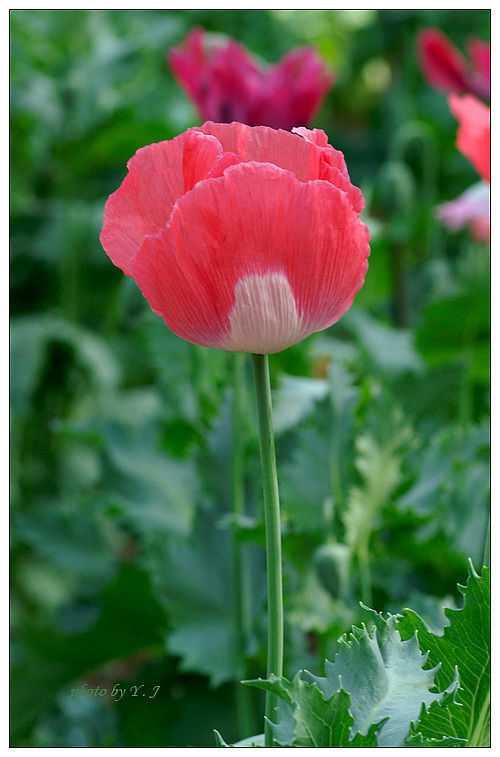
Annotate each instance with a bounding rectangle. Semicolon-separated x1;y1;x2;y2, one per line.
60;389;199;539
345;309;422;376
327;361;358;511
304;611;442;746
233;734;265;747
103;420;198;538
389;591;456;635
404;731;466;747
272;374;328;435
146;508;263;687
213;730;230;747
343;410;412;569
398;565;490;746
287;569;346;634
280;429;332;533
399;423;489;561
213;730;265;747
245;673;384;747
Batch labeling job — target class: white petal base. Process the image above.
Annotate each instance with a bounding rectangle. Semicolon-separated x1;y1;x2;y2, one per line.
221;271;310;354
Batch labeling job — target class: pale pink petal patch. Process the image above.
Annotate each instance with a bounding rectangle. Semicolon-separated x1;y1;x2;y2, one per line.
437;181;490;241
130;162;369;353
222;272;311;353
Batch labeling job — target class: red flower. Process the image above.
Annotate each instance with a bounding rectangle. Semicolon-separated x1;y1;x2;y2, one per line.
168;28;334;131
417;29;490;100
100;123;369;354
467;39;490;101
449;94;490;183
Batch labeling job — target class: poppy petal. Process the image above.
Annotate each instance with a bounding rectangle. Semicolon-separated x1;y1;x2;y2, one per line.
417;29;470;93
130;162;369;353
197;121;363;211
100;129;223;274
449;94;490;183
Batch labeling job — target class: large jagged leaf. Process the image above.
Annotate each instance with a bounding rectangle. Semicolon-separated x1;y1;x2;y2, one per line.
303;610;443;746
272;374;328;435
58;388;200;539
327;361;358;511
398;564;490;747
405;731;466;747
279;362;358;534
404;688;466;747
388;591;456;635
344;309;422;376
279;429;332;532
145;507;263;687
399;423;490;562
287;568;355;635
213;731;264;747
245;674;384;747
102;417;199;538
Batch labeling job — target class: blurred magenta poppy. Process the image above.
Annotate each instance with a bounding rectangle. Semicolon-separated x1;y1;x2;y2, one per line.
167;28;334;131
418;29;490;100
100;123;369;354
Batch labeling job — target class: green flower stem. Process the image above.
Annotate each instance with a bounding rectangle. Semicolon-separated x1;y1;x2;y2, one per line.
231;353;253;738
251;353;283;747
61;236;82;322
190;343;204;420
357;531;372;607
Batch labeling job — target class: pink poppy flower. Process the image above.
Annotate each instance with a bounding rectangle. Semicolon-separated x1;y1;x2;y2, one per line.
100;123;369;354
168;28;334;131
437;181;490;241
417;29;490;100
449;94;490;183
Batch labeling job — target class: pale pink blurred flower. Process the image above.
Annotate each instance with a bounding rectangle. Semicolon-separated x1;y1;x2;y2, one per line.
437;181;490;241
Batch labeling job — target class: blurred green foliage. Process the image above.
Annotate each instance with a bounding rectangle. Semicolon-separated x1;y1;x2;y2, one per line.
10;9;489;747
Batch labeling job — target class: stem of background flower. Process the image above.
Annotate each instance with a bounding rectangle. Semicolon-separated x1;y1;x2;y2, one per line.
251;353;283;748
391;243;407;328
61;238;81;322
191;343;202;418
357;531;372;607
231;353;254;738
458;306;481;425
